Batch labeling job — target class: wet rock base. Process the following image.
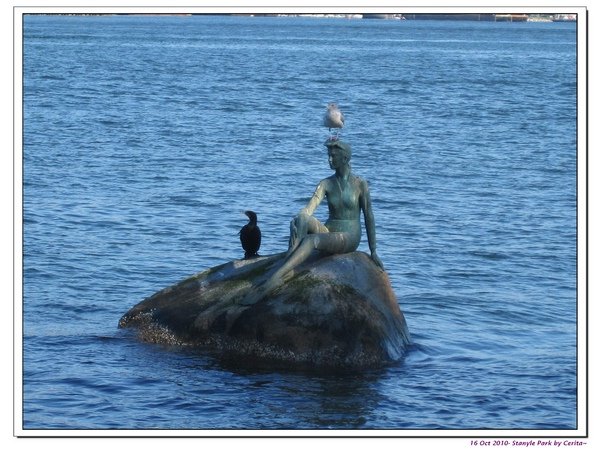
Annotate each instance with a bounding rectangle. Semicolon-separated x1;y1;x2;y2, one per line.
119;252;411;369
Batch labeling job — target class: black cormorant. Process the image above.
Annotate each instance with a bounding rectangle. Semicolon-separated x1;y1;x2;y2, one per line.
240;210;261;259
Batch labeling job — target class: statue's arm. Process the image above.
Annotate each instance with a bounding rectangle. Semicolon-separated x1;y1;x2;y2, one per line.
360;179;385;270
302;181;326;216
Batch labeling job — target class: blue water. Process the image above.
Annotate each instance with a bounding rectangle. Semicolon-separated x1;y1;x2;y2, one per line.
22;14;578;431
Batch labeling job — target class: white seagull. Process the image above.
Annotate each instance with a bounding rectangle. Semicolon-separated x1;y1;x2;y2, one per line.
323;103;345;137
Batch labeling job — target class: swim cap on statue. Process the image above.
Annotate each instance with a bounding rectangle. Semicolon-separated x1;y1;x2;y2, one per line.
324;138;352;158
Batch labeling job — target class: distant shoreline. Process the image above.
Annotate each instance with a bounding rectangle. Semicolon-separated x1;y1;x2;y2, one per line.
27;13;577;23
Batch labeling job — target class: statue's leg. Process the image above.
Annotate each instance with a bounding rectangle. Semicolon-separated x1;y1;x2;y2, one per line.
240;231;356;306
288;211;328;253
240;214;328;306
271;231;356;288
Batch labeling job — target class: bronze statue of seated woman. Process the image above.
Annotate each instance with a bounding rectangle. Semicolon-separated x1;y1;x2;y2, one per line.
242;138;384;304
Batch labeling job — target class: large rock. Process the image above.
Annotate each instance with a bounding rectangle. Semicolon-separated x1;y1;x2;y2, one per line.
118;251;411;369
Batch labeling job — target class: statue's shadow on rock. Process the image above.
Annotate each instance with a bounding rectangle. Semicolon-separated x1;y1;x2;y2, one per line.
119;251;411;370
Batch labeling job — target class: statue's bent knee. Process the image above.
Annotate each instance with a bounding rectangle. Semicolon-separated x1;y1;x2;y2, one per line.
297;210;311;224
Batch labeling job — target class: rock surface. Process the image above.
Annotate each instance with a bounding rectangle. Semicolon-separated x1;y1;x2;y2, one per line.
118;251;411;369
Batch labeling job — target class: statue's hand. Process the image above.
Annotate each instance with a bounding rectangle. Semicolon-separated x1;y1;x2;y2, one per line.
371;252;385;271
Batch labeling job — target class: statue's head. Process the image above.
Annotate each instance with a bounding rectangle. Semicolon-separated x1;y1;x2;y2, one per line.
324;139;352;161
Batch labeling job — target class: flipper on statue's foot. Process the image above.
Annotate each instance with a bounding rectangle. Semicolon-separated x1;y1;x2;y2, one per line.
238;286;265;306
238;277;283;306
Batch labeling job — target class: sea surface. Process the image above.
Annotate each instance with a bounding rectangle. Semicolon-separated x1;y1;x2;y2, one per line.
21;14;578;431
